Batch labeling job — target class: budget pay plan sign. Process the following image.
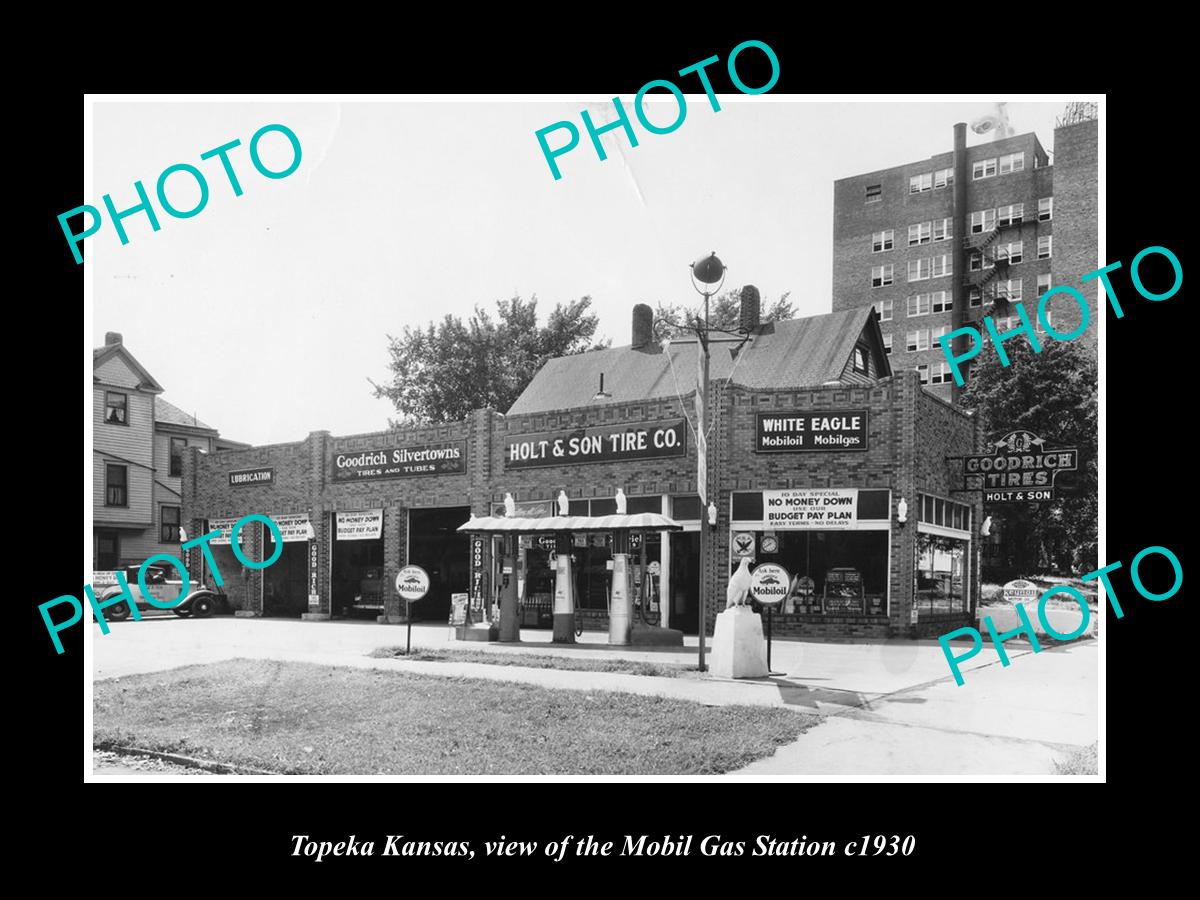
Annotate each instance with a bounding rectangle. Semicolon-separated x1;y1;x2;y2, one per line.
764;489;858;529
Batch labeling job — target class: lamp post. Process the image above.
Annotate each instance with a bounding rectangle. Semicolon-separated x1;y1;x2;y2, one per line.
690;252;726;673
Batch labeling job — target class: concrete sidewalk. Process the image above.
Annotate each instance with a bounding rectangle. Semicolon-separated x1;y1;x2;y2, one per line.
92;617;1098;776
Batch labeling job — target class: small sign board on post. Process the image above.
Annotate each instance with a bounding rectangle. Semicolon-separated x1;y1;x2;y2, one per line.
395;565;430;654
1002;579;1039;604
750;563;789;675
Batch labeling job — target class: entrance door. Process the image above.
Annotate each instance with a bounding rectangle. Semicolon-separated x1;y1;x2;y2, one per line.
262;526;308;617
408;507;470;622
669;531;701;634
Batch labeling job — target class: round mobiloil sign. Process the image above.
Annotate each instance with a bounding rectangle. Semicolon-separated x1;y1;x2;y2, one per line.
395;565;431;603
750;563;790;606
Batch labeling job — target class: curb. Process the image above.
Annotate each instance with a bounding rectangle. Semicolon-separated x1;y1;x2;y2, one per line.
94;742;280;776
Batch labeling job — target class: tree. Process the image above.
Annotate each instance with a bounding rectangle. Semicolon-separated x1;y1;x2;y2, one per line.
652;288;795;340
370;296;608;425
958;339;1098;575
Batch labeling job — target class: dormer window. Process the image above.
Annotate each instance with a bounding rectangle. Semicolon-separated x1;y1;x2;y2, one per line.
852;345;869;376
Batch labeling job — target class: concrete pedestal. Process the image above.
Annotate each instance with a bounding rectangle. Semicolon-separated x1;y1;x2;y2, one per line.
710;606;769;678
300;612;331;621
458;623;500;642
631;624;684;646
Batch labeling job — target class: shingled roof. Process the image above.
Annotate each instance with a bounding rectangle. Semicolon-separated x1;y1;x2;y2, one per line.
508;307;889;416
155;396;216;432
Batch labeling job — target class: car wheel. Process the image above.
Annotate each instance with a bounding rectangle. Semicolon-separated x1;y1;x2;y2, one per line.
172;607;192;618
191;595;214;618
107;602;131;622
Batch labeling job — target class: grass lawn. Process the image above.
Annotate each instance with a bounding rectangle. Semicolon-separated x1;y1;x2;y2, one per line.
368;645;692;678
1053;741;1098;775
94;659;817;775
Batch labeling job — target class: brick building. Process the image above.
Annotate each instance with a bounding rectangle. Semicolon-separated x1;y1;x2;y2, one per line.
832;110;1099;403
182;297;982;639
93;332;231;569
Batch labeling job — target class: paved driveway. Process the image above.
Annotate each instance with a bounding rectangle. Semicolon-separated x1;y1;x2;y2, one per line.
91;617;1098;777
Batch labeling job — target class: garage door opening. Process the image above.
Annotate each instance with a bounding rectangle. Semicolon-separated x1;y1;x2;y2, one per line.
407;507;470;622
262;525;308;617
332;509;386;619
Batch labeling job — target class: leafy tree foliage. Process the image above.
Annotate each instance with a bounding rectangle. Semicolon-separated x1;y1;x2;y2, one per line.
652;289;795;340
959;339;1098;575
371;296;607;424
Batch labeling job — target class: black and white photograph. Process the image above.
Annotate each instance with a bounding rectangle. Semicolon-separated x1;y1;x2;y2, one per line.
78;92;1107;783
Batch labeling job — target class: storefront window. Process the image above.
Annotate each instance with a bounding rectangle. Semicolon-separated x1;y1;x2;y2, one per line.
915;533;967;614
748;530;889;616
914;494;972;616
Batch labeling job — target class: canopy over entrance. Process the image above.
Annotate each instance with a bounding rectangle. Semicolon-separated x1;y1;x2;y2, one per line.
457;513;683;534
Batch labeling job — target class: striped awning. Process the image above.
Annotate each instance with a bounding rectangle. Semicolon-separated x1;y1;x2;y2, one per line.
457;512;683;534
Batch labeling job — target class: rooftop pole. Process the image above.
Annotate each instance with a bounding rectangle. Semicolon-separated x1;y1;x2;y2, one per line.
690;252;726;673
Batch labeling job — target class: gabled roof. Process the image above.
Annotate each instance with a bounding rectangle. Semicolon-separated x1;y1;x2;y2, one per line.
508;307;889;416
92;341;164;393
155;397;216;433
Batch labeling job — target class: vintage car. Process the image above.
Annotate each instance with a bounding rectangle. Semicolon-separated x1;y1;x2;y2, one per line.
97;564;228;621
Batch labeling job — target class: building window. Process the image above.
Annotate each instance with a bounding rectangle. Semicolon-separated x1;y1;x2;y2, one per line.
969;286;983;308
169;437;187;477
105;464;128;507
933;325;950;343
933;217;952;242
909;173;933;193
161;505;181;543
997;241;1023;265
907;259;931;282
968;248;995;271
906;329;930;352
916;364;930;384
1038;197;1053;221
96;529;120;570
930;362;952;384
999;152;1025;175
934;168;954;188
852;345;869;376
907;294;931;317
874;298;894;321
931;255;952;278
872;230;894;252
972;158;997;180
931;291;952;313
882;333;892;355
865;184;882;203
1036;310;1054;334
995;315;1018;331
998;278;1023;302
104;391;128;426
997;203;1024;227
970;209;996;234
908;222;932;246
1037;273;1052;296
1038;235;1053;259
871;264;893;287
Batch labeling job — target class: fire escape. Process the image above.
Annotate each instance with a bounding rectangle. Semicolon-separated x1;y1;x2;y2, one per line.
962;212;1040;306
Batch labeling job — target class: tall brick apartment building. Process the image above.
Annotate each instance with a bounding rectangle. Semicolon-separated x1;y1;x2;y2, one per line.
181;297;983;640
832;111;1099;403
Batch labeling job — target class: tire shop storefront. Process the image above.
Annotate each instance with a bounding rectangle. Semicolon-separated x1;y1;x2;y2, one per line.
181;417;481;622
181;300;982;638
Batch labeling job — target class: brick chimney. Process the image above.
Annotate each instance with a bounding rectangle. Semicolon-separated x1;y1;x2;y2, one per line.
631;303;654;349
740;285;761;333
105;332;123;346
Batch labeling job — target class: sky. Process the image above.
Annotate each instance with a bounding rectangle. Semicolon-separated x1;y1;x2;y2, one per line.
91;98;1070;445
